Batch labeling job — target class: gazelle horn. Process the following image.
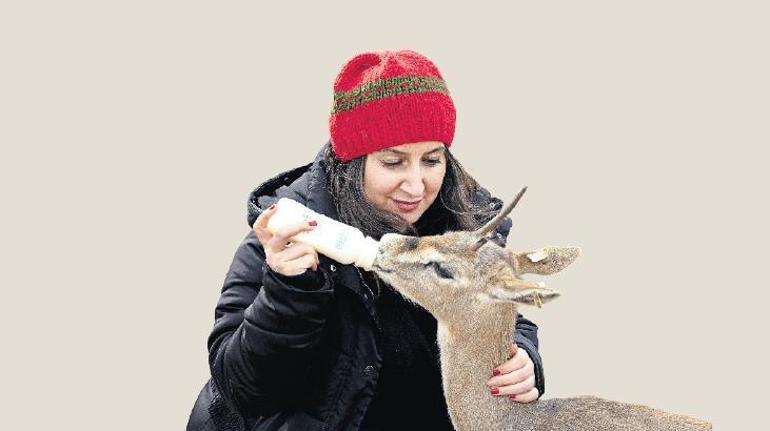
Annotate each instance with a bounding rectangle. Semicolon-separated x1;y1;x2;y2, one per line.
476;186;528;237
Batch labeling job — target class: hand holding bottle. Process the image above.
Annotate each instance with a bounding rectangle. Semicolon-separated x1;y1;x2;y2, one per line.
255;198;380;271
253;204;320;276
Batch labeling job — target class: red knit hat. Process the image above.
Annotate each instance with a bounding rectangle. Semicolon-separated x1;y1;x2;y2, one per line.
328;50;456;162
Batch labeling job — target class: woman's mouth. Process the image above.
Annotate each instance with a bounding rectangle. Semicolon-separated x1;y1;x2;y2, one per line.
393;199;421;212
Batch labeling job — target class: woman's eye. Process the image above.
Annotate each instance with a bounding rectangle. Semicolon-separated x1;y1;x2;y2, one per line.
381;159;441;168
426;261;454;279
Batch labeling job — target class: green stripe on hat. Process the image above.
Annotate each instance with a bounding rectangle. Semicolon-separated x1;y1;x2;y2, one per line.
332;75;449;114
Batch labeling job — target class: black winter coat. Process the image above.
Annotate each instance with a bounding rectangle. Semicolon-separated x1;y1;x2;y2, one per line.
187;143;545;431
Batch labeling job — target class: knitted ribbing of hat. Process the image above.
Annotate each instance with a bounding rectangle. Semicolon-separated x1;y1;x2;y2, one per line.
332;75;449;114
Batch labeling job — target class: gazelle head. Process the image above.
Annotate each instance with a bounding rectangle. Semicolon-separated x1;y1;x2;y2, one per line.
371;187;581;320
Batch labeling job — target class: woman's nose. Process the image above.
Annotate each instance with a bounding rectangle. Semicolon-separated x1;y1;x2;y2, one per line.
400;167;426;196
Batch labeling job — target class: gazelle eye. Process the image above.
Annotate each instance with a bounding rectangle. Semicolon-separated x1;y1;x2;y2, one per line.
426;261;454;280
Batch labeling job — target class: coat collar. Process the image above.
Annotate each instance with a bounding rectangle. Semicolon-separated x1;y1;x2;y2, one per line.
247;141;337;228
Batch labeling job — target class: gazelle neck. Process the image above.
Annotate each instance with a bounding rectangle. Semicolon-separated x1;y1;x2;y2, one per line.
436;302;539;431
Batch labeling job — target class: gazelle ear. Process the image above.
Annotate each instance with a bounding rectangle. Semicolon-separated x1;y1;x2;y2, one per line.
477;287;560;308
477;270;560;308
510;246;581;276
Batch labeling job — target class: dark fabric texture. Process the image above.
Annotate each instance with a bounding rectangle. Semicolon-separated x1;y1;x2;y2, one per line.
357;282;454;431
187;141;545;431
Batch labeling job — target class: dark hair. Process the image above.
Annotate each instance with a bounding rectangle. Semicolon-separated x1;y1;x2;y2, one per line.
323;144;494;241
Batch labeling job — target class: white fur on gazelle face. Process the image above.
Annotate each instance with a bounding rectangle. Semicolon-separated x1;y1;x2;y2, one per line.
363;141;447;225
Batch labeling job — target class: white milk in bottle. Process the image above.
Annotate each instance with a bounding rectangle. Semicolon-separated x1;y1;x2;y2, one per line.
266;198;380;270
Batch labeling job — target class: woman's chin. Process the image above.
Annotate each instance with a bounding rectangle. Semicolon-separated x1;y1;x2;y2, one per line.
404;215;420;224
388;207;421;224
401;210;424;225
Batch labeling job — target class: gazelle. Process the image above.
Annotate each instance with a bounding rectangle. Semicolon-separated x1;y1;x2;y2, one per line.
371;187;711;431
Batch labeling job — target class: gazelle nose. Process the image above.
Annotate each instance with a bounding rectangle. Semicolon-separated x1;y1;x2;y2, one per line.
405;237;420;251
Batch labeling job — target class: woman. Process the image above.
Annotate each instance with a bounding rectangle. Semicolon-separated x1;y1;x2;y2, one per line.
187;50;545;431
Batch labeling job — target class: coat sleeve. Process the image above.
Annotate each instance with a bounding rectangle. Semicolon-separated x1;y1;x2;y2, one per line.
207;230;335;416
513;314;545;398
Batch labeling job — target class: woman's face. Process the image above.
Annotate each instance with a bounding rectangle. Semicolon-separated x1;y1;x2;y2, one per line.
363;140;447;224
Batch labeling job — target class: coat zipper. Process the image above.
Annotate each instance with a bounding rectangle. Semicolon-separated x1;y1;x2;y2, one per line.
355;267;380;299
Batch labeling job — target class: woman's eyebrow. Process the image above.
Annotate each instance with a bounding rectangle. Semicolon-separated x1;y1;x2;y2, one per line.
378;146;445;156
424;146;446;155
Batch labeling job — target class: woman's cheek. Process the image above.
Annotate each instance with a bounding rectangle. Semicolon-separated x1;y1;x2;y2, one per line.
429;169;446;194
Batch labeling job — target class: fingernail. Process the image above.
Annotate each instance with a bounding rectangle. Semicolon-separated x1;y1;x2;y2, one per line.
492;369;501;376
269;204;276;210
490;387;500;395
509;395;517;400
308;220;317;226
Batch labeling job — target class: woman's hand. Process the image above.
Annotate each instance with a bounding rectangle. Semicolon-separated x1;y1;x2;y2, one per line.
486;342;539;403
252;204;320;276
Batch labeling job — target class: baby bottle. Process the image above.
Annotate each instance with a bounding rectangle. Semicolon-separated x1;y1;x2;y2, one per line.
266;198;380;271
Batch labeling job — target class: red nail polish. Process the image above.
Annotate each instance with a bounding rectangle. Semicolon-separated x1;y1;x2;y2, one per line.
490;387;500;395
492;369;501;376
509;394;517;400
309;220;317;226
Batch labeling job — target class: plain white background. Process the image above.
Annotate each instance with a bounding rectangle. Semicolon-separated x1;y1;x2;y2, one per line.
1;1;767;429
